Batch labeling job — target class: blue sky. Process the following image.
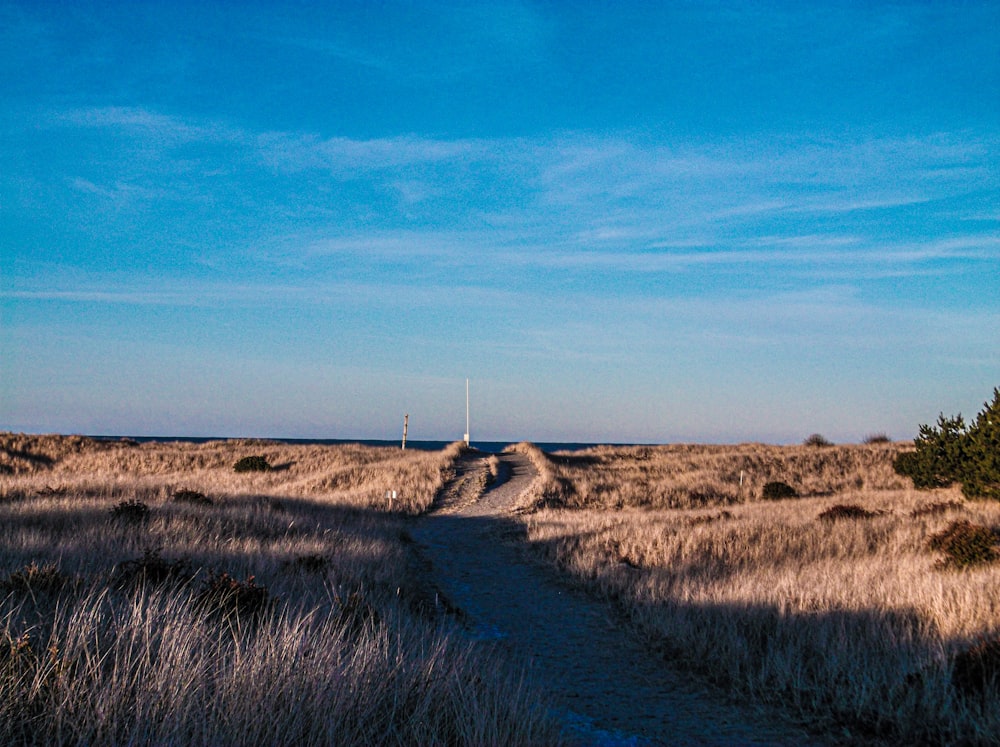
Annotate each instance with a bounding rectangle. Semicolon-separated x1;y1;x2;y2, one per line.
2;1;998;444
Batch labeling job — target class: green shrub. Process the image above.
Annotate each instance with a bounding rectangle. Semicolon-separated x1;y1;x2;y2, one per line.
234;455;271;473
894;414;968;489
761;481;798;500
928;520;998;568
895;388;1000;500
804;433;833;447
961;388;1000;500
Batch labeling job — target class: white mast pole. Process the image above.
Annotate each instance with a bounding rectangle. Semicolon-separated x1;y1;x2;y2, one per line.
464;378;470;446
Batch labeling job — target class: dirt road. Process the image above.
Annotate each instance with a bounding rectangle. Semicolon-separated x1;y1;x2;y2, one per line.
412;451;823;746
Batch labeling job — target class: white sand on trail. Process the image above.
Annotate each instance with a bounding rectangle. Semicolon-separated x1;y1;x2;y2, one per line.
413;451;826;746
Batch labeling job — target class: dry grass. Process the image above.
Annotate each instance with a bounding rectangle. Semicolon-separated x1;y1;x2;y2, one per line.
510;440;911;510
1;433;465;515
0;433;559;745
515;442;1000;744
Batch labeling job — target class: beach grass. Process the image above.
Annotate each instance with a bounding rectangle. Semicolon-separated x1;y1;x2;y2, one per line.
0;433;559;746
512;441;1000;744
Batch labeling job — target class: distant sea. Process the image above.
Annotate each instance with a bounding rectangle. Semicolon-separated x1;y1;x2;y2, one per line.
90;436;616;454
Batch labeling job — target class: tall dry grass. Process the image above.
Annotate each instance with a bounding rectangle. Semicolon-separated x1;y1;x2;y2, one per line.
511;440;911;510
0;433;559;745
1;434;465;514
515;442;1000;744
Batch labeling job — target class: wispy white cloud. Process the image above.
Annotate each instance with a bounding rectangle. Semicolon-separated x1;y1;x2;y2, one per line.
56;106;242;145
33;106;1000;293
255;132;489;174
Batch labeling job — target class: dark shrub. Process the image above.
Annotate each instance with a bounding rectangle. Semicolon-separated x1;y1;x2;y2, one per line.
762;481;798;500
234;455;271;473
109;499;150;523
804;433;833;447
928;521;998;568
172;489;212;505
282;554;329;573
3;562;69;593
863;432;892;444
819;504;880;521
115;548;192;587
195;571;271;619
953;638;1000;697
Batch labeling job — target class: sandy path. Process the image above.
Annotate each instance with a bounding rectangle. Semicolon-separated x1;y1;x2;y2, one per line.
413;452;823;746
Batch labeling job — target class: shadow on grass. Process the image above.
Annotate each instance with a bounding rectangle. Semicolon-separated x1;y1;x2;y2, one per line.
0;447;55;469
416;509;990;744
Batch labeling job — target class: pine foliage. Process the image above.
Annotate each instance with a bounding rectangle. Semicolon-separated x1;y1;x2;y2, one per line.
895;388;1000;500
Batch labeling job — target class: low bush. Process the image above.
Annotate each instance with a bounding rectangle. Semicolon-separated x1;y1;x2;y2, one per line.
109;499;150;523
928;521;998;568
953;638;1000;697
761;481;798;500
3;562;69;593
195;571;271;619
282;554;329;574
115;548;192;587
172;488;212;505
818;504;880;521
234;455;271;473
804;433;833;447
863;432;892;444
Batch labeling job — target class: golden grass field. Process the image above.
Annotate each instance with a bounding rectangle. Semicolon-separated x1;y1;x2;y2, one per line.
512;441;1000;744
0;434;559;746
4;432;1000;744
